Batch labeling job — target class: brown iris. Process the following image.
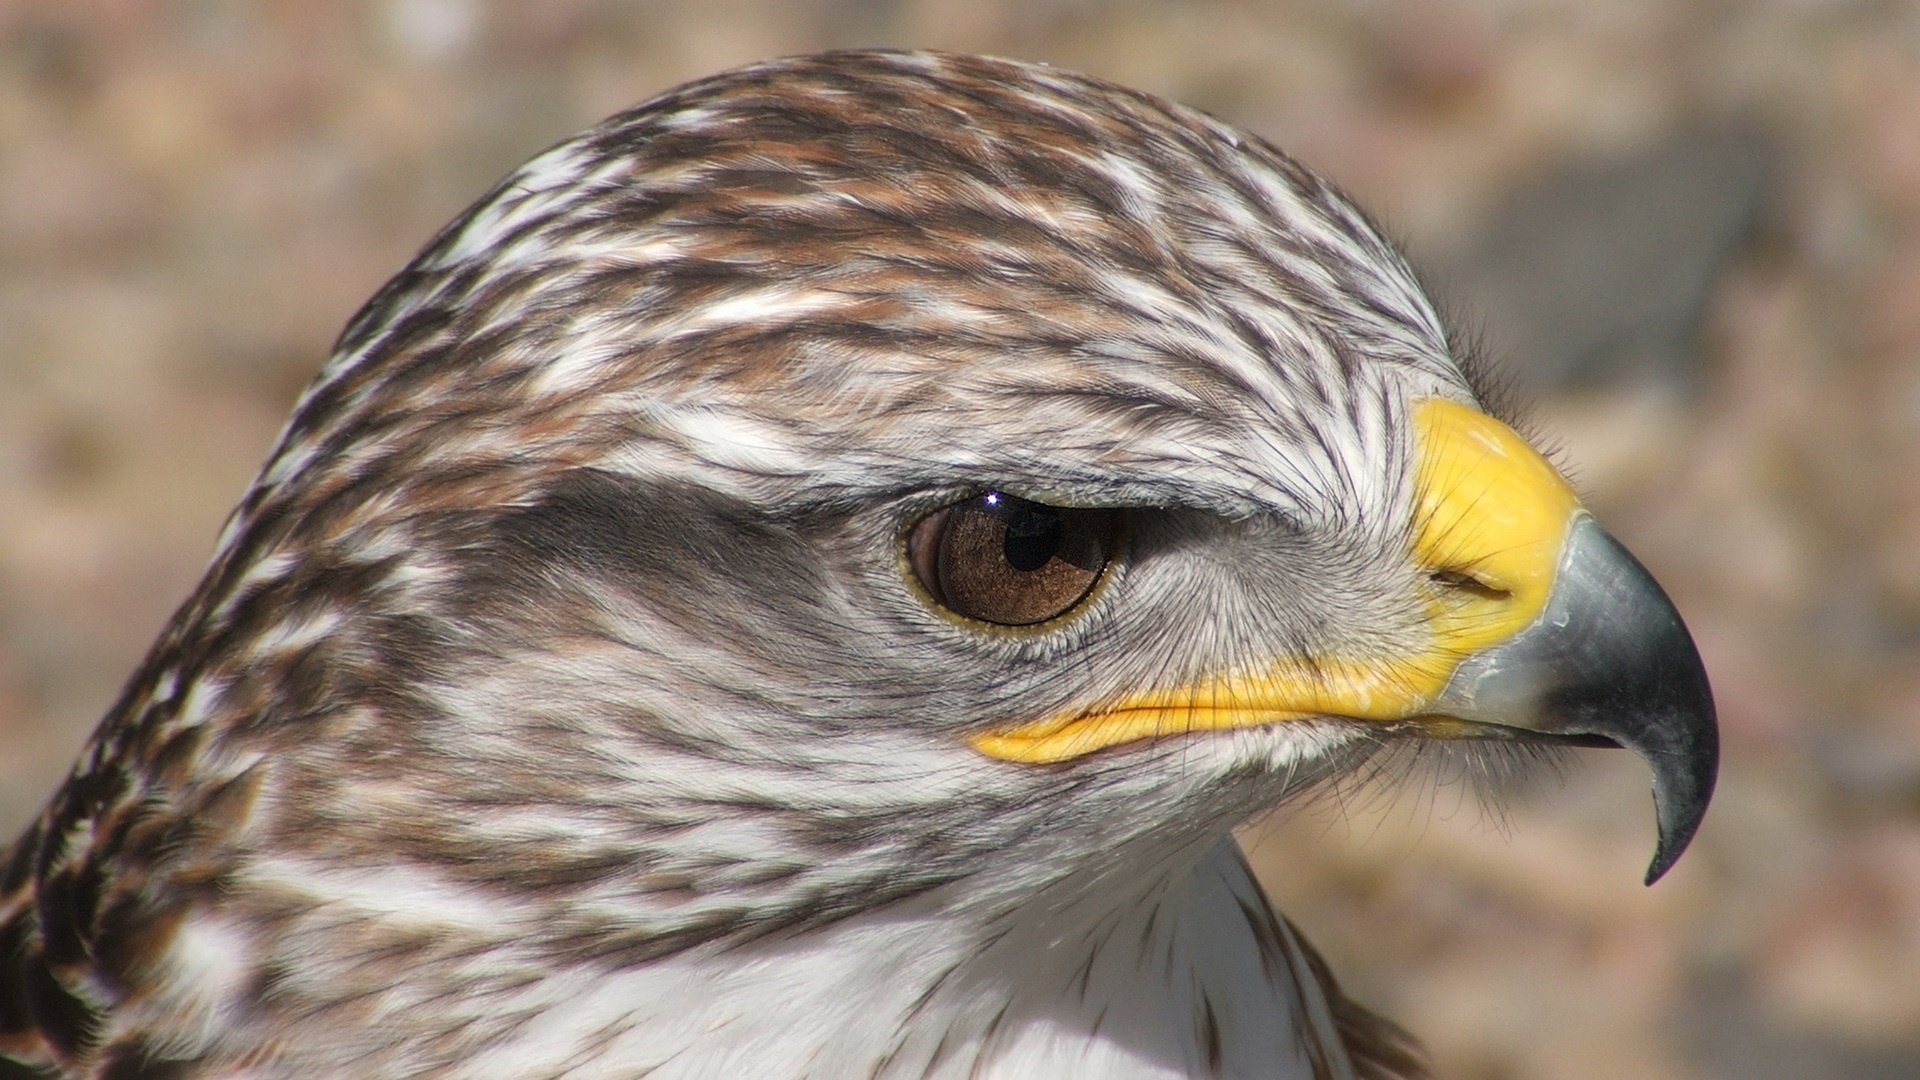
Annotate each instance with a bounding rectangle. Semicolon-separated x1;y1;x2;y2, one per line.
906;493;1117;626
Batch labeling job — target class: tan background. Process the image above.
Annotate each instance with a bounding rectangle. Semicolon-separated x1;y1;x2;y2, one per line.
3;2;1918;1077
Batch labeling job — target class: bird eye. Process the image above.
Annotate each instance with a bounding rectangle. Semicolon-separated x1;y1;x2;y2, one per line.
906;493;1118;626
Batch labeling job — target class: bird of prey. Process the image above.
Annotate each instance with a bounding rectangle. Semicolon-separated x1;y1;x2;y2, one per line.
0;50;1715;1079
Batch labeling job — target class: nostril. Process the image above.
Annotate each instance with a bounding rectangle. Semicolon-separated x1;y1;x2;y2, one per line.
1430;568;1512;602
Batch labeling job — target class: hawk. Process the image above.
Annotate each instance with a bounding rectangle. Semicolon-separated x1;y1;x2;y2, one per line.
0;51;1715;1079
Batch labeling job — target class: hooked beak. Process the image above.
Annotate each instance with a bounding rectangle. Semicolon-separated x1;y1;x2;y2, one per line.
1427;514;1717;883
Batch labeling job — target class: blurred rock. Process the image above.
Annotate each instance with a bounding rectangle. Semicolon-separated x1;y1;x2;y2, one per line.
1686;964;1920;1080
1432;128;1774;394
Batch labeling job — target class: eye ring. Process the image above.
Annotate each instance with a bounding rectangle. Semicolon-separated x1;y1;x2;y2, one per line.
905;493;1119;627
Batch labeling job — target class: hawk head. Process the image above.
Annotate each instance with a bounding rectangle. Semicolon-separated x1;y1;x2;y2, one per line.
2;51;1714;1078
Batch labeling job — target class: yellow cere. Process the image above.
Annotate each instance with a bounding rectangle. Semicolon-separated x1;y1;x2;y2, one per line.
971;398;1585;764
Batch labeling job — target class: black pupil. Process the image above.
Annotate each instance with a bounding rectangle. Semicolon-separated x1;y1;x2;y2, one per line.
1000;499;1062;572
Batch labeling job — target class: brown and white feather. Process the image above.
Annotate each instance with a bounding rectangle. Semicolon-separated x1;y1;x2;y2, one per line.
0;51;1466;1078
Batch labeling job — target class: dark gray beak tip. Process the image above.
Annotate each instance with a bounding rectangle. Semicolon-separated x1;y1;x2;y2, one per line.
1549;521;1719;887
1644;741;1717;885
1641;658;1718;886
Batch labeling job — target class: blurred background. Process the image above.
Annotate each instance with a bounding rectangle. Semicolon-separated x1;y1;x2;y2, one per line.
2;2;1916;1077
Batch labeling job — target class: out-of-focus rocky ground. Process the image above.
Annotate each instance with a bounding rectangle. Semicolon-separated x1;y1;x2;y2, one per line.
3;3;1916;1077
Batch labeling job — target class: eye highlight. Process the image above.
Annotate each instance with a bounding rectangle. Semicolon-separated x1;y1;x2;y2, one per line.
906;493;1118;627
